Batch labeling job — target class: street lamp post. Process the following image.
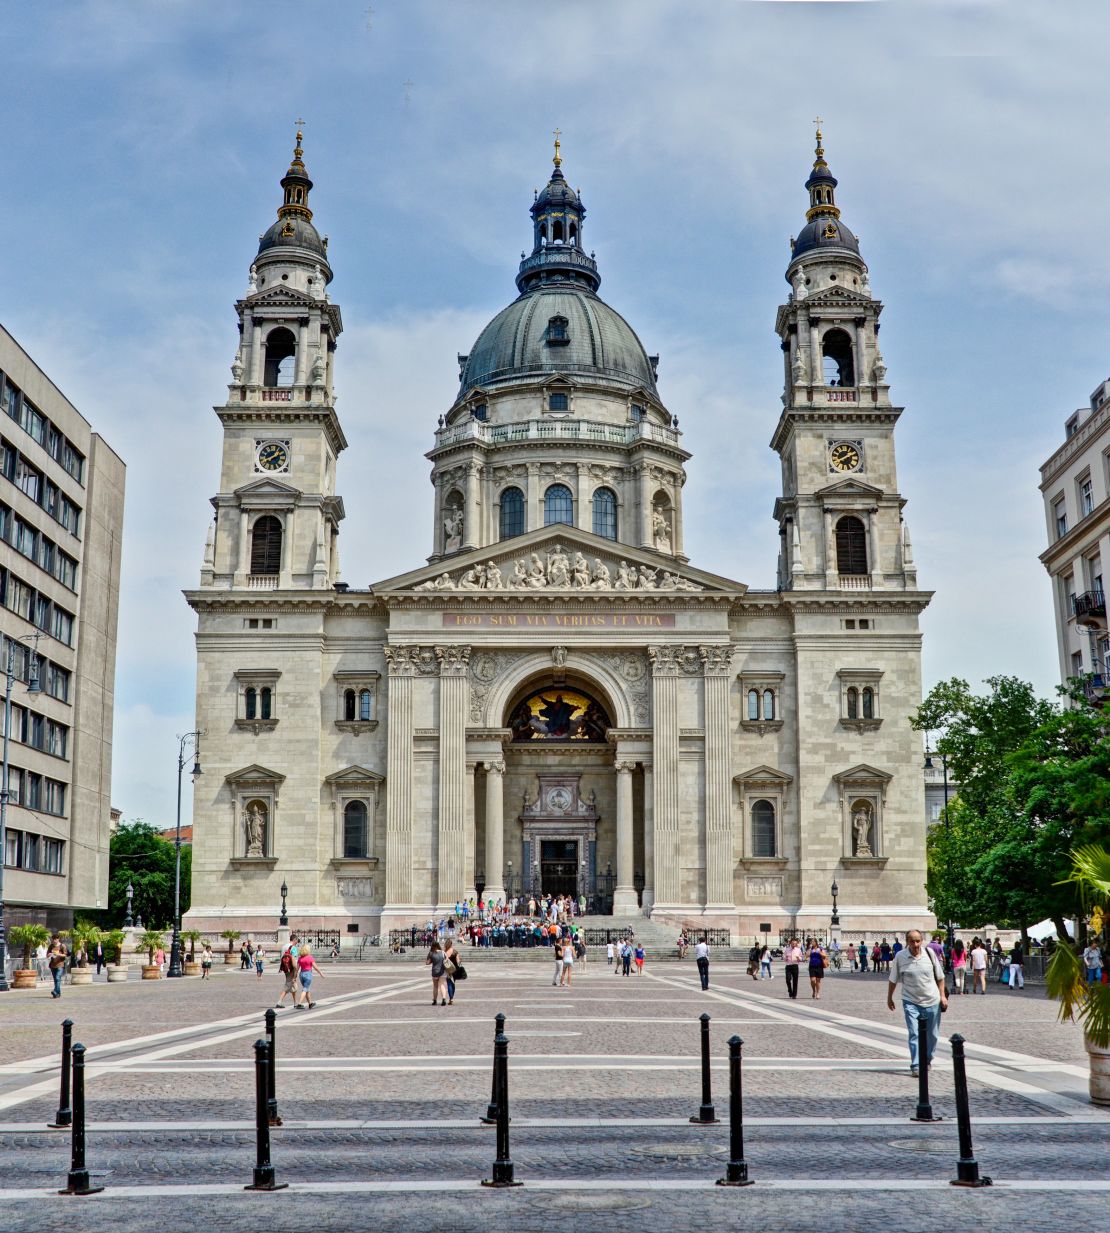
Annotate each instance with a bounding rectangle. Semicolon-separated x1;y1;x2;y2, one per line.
505;861;513;900
123;882;134;929
168;731;203;978
279;880;288;928
0;633;41;992
830;880;840;928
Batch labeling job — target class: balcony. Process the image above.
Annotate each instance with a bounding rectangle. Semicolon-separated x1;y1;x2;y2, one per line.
432;417;682;450
1075;590;1107;629
261;388;293;402
838;573;871;590
824;388;858;403
247;574;278;590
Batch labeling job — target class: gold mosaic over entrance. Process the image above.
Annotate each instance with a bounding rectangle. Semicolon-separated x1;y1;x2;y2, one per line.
508;688;611;742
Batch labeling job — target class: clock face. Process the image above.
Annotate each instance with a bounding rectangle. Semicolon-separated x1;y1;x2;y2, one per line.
829;441;861;473
257;441;289;472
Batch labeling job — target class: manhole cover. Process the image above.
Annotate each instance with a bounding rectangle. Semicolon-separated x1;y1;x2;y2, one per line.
545;1193;652;1212
887;1137;953;1153
631;1142;727;1159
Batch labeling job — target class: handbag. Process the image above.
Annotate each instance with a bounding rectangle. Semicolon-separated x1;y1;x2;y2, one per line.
454;964;468;981
443;957;456;975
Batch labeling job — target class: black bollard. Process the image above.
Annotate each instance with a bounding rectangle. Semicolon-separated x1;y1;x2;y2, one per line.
716;1035;754;1186
264;1009;283;1127
481;1030;522;1187
910;1014;942;1123
48;1019;74;1129
244;1040;288;1191
690;1013;719;1124
949;1034;992;1187
58;1044;103;1195
481;1012;506;1124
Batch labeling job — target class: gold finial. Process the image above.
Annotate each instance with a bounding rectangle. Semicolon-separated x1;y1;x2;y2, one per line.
813;115;826;167
553;127;562;168
294;118;305;162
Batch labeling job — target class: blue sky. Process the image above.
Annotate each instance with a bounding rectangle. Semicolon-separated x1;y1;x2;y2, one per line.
3;0;1102;826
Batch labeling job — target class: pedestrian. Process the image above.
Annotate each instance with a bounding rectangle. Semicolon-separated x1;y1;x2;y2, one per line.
201;943;213;980
858;940;869;973
677;932;688;960
1008;941;1025;990
295;942;324;1008
276;946;298;1007
255;945;266;980
879;939;892;973
561;937;575;986
575;934;587;967
155;945;166;977
887;929;947;1077
48;935;67;998
426;941;447;1005
1083;939;1103;984
552;935;565;987
969;937;988;994
951;939;967;994
695;935;710;990
759;943;772;980
807;938;827;999
634;943;645;975
621;941;632;976
240;942;250;970
782;938;802;999
35;941;49;983
746;942;761;981
93;939;104;976
607;941;615;967
444;937;461;1005
847;942;857;972
871;942;881;972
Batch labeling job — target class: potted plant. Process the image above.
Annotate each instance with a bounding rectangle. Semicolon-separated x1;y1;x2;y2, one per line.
8;923;49;989
220;929;242;965
182;930;203;976
137;928;166;979
69;921;101;985
1047;843;1110;1105
104;929;128;982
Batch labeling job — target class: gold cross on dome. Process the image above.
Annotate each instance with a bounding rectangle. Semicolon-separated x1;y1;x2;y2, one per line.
553;127;562;167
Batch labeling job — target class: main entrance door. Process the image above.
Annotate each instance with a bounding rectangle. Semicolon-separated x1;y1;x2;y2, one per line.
540;839;579;899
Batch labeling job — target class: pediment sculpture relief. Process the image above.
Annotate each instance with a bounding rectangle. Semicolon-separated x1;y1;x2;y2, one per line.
412;543;703;592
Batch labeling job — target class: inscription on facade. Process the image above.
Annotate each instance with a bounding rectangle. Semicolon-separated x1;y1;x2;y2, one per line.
336;877;374;901
444;612;675;629
745;876;784;898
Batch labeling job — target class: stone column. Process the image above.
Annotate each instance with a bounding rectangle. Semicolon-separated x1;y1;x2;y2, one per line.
672;477;686;560
639;464;653;548
436;646;470;911
526;462;541;533
824;507;837;586
868;506;883;587
483;760;506;905
383;647;418;914
649;646;682;909
576;462;591;533
612;760;638;914
237;509;250;583
249;318;263;387
295;317;309;389
463;761;477;904
463;462;481;551
701;645;734;912
642;762;655;912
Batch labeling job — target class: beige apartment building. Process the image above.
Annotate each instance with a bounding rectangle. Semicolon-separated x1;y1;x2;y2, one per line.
1039;378;1110;701
0;325;125;931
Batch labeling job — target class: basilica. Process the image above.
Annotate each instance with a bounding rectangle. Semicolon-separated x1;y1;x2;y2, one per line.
184;128;933;940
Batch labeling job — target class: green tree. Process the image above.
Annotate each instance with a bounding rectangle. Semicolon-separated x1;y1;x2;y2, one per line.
106;821;190;928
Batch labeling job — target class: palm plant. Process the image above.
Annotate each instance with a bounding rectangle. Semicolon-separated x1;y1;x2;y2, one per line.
137;928;166;965
104;929;126;965
1047;843;1110;1104
220;929;241;954
182;930;202;961
70;920;101;968
8;923;49;970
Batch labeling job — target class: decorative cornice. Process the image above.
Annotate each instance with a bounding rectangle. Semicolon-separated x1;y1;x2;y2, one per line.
215;403;348;455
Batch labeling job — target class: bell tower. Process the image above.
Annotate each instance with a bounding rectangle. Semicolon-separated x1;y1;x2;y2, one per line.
200;128;346;592
771;124;916;592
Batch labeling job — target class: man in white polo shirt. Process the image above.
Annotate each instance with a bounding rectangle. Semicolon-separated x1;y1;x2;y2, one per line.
887;929;947;1077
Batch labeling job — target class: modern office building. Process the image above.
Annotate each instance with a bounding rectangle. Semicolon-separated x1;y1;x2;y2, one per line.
0;325;125;930
1039;378;1110;703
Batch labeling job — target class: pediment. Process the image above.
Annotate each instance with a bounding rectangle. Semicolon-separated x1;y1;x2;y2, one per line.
225;763;286;786
815;477;885;500
324;764;385;786
804;285;873;307
245;285;316;309
372;526;745;596
833;763;892;785
234;477;302;501
734;765;793;786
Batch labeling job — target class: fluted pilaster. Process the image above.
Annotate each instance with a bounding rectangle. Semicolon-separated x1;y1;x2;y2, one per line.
436;645;470;909
648;645;683;907
701;645;734;909
483;760;506;905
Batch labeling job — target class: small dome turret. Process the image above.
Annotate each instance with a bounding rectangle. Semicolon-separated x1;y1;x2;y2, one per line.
790;123;861;263
256;128;331;274
517;133;599;294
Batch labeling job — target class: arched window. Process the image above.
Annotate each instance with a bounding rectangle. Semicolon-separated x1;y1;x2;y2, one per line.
592;488;617;540
747;689;759;721
551;219;564;243
544;484;573;526
862;687;875;719
762;689;775;721
751;800;776;858
569;221;578;245
343;689;356;721
499;487;525;539
846;687;859;720
359;689;372;722
263;327;297;387
835;516;868;575
259;687;272;720
245;687;257;720
547;315;569;344
250;516;283;575
343;800;368;858
821;328;855;387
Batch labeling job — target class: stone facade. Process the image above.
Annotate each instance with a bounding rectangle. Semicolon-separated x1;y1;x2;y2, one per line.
185;131;933;941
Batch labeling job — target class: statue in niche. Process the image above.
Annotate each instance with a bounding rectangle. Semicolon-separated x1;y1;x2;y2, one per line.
852;804;873;857
443;505;464;553
551;646;568;669
244;802;267;858
652;509;672;552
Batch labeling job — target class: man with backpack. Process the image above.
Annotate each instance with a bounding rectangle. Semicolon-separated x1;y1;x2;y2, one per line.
275;935;300;1008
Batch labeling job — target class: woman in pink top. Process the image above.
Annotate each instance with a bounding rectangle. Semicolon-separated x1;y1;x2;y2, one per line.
951;939;968;995
295;941;324;1009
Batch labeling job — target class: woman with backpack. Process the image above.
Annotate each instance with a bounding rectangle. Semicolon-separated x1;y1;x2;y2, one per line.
275;946;298;1008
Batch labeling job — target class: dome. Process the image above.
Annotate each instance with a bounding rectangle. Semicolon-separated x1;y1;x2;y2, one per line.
791;216;861;261
257;215;329;263
459;286;658;397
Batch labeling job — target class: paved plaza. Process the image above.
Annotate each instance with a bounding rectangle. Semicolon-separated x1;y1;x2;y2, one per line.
0;953;1107;1232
